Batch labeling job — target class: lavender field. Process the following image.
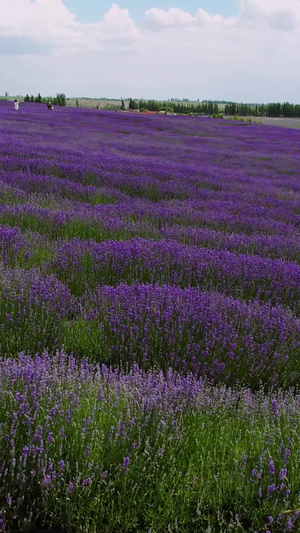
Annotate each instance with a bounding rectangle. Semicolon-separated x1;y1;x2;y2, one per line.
0;101;300;532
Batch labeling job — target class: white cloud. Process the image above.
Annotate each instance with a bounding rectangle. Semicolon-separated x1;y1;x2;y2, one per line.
144;6;237;31
239;0;300;30
82;4;139;53
0;0;80;44
0;1;138;53
1;1;300;102
145;1;300;32
144;8;195;30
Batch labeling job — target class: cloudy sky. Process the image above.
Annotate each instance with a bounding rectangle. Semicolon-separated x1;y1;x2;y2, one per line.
0;0;299;102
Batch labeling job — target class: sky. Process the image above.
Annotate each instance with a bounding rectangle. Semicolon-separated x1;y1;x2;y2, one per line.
0;0;300;103
62;1;238;23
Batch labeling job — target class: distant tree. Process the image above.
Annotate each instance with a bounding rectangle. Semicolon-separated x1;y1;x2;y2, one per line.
30;95;34;103
76;99;79;108
160;106;174;114
48;93;66;106
121;98;126;111
147;100;159;111
207;101;214;114
56;93;66;106
259;104;266;116
138;99;147;110
129;98;138;110
24;94;30;102
213;103;219;114
34;93;42;103
267;103;281;117
5;91;8;97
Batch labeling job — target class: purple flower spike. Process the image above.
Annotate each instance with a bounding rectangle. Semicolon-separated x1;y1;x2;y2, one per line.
82;477;92;487
279;468;287;481
123;456;130;469
268;458;275;475
42;475;52;488
67;482;74;495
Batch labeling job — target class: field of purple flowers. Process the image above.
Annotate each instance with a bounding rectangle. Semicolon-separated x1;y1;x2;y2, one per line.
0;101;300;532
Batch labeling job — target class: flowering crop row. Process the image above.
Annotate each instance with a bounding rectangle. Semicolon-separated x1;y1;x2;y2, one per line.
0;352;299;532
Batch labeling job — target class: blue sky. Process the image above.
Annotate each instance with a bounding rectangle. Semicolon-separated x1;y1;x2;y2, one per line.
63;0;238;23
1;0;300;103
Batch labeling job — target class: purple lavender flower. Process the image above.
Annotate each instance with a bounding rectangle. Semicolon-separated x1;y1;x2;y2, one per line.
272;398;279;420
284;448;291;463
22;446;29;458
279;468;287;481
67;482;74;495
82;477;92;487
47;432;54;444
268;458;275;475
123;456;130;469
41;475;52;488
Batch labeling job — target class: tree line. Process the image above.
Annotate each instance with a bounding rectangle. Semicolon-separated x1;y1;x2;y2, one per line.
128;99;219;115
129;98;300;118
224;102;300;118
24;93;67;106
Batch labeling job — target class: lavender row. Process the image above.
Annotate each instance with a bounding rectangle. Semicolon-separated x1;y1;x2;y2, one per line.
3;212;300;270
49;237;300;314
0;169;127;204
2;198;300;252
0;267;74;357
161;225;300;262
3;203;300;273
1;263;300;386
77;283;300;387
2;165;300;236
0;351;299;531
3;224;300;273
